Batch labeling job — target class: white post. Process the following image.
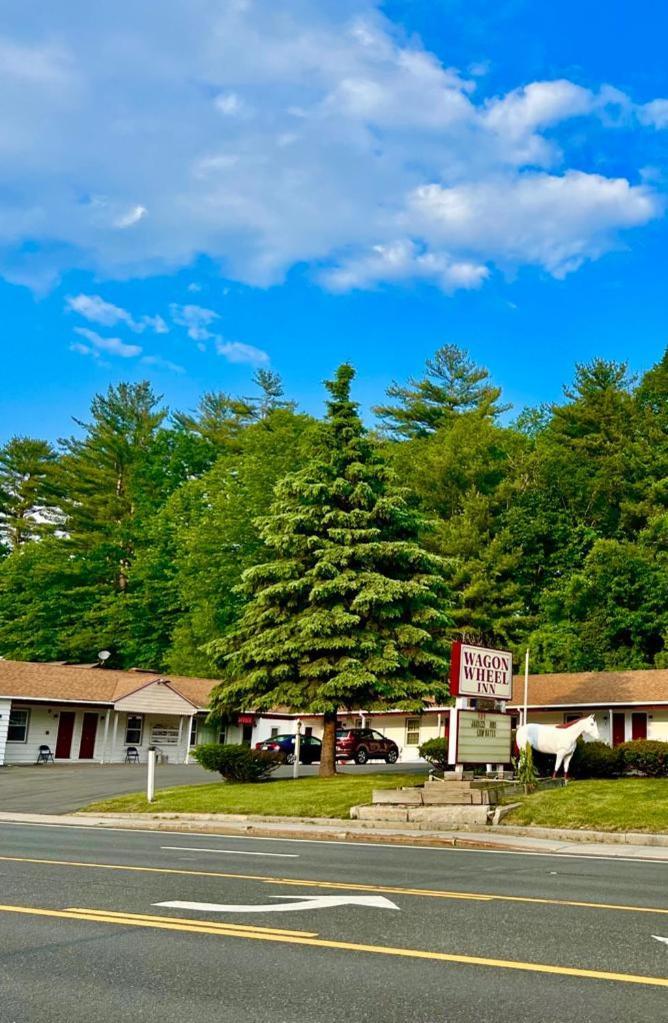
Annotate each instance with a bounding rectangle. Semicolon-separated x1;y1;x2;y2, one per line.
184;714;194;764
100;711;111;764
293;719;302;780
447;706;458;767
523;648;530;727
147;749;156;803
111;712;119;763
436;712;442;737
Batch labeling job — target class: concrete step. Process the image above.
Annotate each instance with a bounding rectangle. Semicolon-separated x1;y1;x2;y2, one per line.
407;806;490;827
352;804;491;828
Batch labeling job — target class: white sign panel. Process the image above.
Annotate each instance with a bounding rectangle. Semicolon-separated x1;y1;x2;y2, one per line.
456;711;512;764
450;642;513;700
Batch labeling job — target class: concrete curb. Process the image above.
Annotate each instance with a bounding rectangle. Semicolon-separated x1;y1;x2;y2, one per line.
496;823;668;847
2;810;668;859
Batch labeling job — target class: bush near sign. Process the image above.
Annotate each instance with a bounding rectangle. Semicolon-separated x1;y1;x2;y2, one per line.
449;641;513;700
456;711;512;765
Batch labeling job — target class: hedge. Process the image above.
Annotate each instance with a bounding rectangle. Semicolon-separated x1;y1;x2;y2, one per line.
418;737;449;773
192;743;283;782
617;739;668;778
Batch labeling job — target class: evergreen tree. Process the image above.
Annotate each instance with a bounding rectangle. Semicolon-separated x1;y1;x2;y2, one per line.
374;344;507;438
0;437;60;548
207;365;451;776
245;369;295;420
57;382;167;592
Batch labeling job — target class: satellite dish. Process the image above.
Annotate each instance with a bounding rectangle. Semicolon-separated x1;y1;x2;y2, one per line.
97;650;111;662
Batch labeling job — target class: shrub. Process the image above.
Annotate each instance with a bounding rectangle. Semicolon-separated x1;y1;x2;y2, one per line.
618;740;668;777
418;737;449;773
568;740;620;779
192;743;283;782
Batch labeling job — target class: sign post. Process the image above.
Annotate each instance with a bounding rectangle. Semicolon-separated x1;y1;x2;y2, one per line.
292;719;302;780
147;748;156;803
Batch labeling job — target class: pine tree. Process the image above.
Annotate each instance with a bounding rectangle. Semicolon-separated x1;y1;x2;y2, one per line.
0;437;61;548
374;344;507;438
207;365;451;776
57;382;167;592
245;369;295;420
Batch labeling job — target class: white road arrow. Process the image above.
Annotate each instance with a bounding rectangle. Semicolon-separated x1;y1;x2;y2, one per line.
652;935;668;946
155;894;400;914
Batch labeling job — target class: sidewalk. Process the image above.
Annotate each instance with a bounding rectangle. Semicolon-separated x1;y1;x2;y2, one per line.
2;810;668;860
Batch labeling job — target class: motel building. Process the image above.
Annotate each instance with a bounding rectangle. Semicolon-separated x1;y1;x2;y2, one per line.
1;659;668;767
506;669;668;745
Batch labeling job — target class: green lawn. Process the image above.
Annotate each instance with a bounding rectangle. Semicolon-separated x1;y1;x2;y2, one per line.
503;778;668;832
83;771;426;819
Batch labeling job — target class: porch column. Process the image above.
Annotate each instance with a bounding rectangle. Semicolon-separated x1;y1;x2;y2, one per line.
100;711;111;764
184;714;195;764
111;712;119;764
177;714;184;762
0;698;10;766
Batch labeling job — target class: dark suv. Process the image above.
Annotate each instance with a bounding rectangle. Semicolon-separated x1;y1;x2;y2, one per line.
336;728;399;765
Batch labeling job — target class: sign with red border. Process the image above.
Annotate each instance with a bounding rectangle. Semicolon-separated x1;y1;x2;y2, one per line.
450;641;513;700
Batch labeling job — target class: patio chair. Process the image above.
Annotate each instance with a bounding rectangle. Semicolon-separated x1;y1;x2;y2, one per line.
36;745;55;764
124;746;140;764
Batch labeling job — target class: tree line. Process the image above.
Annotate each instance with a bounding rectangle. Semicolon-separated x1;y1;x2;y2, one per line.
1;346;666;686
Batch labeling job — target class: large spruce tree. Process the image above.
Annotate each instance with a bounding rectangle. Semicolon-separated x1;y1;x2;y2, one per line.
207;365;451;776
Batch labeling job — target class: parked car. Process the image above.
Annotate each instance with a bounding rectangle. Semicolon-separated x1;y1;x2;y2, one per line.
255;733;322;764
336;728;399;765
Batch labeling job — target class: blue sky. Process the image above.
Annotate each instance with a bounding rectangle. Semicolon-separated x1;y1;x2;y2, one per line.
2;0;667;441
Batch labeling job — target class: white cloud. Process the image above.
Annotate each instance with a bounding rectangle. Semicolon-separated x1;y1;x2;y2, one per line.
73;326;142;358
141;354;185;373
170;303;219;342
638;99;668;129
405;172;658;277
216;340;269;365
114;204;147;229
0;2;664;294
323;239;489;292
66;293;168;333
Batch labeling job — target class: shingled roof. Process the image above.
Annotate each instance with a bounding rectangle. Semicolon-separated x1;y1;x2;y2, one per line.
508;669;668;708
0;660;218;710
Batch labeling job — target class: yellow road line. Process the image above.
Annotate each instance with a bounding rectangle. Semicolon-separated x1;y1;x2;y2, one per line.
1;854;666;917
66;907;316;937
0;903;667;990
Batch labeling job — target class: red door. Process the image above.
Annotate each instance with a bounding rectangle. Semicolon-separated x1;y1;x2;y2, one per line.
632;713;647;740
78;713;98;759
55;711;75;759
612;713;626;747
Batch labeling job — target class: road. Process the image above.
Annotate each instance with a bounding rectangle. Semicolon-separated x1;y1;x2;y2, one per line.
0;761;428;813
1;822;667;1022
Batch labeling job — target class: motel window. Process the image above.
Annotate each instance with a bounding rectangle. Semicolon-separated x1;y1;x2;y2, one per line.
125;715;143;745
405;717;421;745
270;727;279;738
7;709;29;743
304;726;313;738
218;726;227;744
189;717;199;746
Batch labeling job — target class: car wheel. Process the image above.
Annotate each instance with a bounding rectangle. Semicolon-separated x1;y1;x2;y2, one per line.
385;749;398;764
355;747;368;765
286;753;296;765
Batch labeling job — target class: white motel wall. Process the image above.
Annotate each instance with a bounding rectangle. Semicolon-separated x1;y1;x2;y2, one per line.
3;703;668;767
518;709;668;745
0;703;247;767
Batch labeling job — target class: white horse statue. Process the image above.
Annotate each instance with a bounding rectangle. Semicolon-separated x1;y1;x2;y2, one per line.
516;714;600;779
